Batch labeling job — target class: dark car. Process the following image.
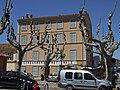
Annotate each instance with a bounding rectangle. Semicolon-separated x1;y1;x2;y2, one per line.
0;71;40;90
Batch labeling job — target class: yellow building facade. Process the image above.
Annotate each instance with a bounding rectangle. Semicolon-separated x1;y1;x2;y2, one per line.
17;12;92;79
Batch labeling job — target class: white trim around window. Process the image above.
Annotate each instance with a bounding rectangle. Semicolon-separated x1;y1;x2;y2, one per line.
70;18;76;28
56;19;63;29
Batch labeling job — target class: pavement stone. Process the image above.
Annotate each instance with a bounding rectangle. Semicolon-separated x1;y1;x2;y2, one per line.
37;80;65;90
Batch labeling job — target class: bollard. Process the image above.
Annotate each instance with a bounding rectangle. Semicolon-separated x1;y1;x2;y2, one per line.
43;83;49;90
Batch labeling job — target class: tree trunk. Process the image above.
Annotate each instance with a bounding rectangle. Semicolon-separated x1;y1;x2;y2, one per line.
44;65;50;81
44;59;50;81
16;51;24;72
105;56;112;81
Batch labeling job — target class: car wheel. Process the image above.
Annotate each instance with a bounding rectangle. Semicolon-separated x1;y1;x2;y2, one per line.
99;86;107;90
20;84;24;90
66;85;74;90
20;82;28;90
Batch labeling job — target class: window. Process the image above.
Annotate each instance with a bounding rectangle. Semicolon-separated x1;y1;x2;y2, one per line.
56;19;63;29
84;73;95;80
70;32;76;43
32;66;38;76
33;35;38;44
8;52;13;60
45;34;50;43
65;72;73;79
21;22;27;30
34;22;40;30
57;33;62;43
70;19;76;28
74;72;82;79
46;20;51;29
21;66;26;73
70;50;76;60
21;36;26;45
33;51;39;61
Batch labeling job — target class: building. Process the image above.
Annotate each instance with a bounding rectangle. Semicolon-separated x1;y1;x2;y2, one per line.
0;43;17;71
0;53;8;71
17;11;92;79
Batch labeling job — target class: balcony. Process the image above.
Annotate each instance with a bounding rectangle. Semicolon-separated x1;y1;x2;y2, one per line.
22;60;82;66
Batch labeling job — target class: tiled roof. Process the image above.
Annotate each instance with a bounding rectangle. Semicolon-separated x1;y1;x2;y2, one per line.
17;14;79;21
0;43;17;51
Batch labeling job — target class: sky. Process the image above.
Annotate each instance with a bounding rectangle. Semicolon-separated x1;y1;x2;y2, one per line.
0;0;120;59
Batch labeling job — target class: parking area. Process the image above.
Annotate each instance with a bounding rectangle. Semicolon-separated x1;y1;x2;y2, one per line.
38;81;65;90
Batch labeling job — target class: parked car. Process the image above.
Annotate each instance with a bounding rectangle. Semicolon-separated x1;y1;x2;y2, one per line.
0;71;40;90
47;72;58;82
58;69;112;90
26;73;34;79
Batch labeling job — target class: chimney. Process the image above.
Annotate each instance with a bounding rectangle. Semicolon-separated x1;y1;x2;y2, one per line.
22;16;24;19
30;14;33;18
26;14;29;19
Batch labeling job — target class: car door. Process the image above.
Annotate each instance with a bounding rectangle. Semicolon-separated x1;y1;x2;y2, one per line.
4;72;20;88
73;72;85;89
0;72;6;87
83;73;97;90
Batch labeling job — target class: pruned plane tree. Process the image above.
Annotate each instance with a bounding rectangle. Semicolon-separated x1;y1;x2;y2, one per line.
78;1;120;81
40;32;66;81
7;21;47;72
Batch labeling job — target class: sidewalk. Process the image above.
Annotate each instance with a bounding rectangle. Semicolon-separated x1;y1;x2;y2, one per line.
37;80;64;90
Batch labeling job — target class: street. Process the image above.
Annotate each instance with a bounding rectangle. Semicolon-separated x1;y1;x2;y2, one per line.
0;79;119;90
37;80;65;90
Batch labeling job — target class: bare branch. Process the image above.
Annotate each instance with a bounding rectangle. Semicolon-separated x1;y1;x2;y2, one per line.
96;17;101;39
7;25;21;50
0;0;13;35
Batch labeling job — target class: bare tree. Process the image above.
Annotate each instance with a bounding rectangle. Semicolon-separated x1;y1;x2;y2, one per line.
7;21;47;72
0;0;13;35
78;1;120;81
40;32;66;81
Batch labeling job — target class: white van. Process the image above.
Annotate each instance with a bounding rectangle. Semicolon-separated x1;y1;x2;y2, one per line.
58;70;112;90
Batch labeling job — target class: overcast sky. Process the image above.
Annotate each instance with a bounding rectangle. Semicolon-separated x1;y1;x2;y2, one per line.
0;0;120;59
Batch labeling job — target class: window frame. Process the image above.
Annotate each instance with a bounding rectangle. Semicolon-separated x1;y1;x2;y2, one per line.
34;21;40;30
84;73;95;80
74;72;82;80
33;51;39;61
45;20;51;30
65;72;73;79
33;35;38;44
21;35;27;45
8;52;13;60
21;22;27;31
32;66;38;77
56;19;63;29
70;18;76;28
70;49;76;60
57;33;62;43
70;32;76;43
